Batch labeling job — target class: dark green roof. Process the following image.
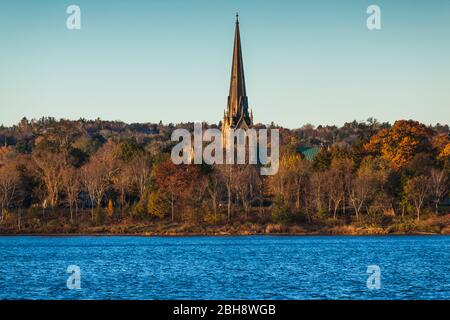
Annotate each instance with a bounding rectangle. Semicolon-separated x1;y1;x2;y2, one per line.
298;146;321;161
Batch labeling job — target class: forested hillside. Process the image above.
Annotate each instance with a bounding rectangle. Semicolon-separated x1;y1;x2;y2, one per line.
0;117;449;234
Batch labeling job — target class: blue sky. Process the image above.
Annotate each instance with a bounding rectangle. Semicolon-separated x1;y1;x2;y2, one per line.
0;0;449;128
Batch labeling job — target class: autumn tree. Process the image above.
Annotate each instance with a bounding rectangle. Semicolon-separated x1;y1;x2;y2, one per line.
111;162;133;217
0;161;20;222
290;157;311;211
312;148;332;171
348;157;387;221
404;175;430;221
32;148;65;209
268;156;291;204
40;119;82;162
218;164;234;222
438;142;450;171
232;165;260;219
80;141;117;220
429;169;448;214
432;133;449;167
81;161;105;221
203;166;224;219
327;158;353;219
310;171;327;220
365;120;433;170
440;143;450;160
269;154;311;213
154;160;201;222
131;154;152;205
147;190;170;219
62;166;80;222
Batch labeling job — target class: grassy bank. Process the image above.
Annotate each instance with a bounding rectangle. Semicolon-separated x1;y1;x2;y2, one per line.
1;213;449;236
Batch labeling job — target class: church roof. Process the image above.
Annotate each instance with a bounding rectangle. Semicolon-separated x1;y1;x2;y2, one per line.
298;146;322;161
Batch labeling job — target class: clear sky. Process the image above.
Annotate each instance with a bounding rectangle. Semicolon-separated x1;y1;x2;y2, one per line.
0;0;449;128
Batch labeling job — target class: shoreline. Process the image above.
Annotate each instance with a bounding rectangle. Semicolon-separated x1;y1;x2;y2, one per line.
0;231;445;237
2;214;449;237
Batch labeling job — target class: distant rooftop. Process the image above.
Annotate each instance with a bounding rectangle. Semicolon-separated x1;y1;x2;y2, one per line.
298;146;321;161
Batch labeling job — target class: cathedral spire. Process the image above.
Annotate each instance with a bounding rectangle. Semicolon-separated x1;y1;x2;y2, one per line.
224;13;252;133
228;12;247;114
222;14;253;146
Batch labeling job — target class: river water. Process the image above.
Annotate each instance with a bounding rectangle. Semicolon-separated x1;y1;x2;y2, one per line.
0;235;449;299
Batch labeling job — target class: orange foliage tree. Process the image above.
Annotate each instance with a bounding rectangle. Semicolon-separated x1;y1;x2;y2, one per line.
439;143;450;162
365;120;433;170
154;159;201;222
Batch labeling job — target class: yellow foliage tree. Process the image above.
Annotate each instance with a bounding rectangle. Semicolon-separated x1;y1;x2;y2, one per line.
106;198;114;216
365;120;433;170
439;143;450;160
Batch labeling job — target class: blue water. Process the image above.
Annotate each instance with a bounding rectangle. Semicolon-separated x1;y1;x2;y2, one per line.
0;236;449;300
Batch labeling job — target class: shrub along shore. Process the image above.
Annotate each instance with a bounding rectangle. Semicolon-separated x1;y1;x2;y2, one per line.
1;210;449;236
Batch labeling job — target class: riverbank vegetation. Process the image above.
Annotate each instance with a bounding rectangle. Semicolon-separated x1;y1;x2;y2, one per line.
0;117;449;235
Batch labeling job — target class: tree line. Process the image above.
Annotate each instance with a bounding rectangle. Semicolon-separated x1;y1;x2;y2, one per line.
0;117;448;232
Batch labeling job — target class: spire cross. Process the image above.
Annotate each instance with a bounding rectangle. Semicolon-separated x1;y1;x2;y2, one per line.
236;12;239;23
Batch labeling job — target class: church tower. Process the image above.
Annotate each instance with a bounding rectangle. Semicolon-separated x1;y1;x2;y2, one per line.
222;14;253;145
